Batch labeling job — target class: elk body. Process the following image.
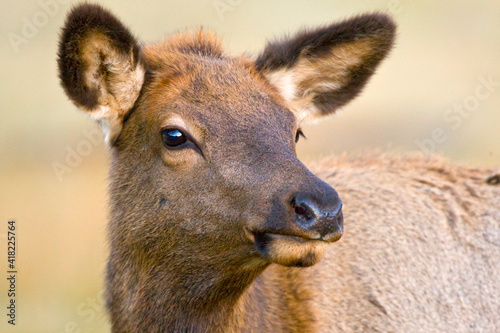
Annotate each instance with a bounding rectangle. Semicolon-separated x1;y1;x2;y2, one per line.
58;4;500;332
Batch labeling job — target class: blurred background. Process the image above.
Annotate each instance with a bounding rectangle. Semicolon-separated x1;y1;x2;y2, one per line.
0;0;498;331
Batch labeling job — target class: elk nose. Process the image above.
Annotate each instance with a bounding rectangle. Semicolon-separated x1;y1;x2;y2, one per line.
290;193;343;242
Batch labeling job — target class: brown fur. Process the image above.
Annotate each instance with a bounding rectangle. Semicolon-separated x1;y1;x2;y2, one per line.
238;154;500;332
57;4;500;332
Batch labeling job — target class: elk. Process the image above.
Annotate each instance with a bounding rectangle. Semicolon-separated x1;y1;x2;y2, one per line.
57;4;500;332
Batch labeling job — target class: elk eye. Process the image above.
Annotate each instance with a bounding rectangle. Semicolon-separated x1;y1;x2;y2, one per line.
161;128;187;148
295;129;305;143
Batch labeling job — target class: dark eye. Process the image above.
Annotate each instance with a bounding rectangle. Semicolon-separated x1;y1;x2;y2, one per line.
295;129;305;143
161;128;187;148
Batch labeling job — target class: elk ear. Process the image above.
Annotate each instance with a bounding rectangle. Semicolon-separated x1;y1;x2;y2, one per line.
255;13;396;121
57;4;144;144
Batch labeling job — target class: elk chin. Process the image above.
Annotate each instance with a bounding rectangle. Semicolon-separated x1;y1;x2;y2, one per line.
249;232;330;267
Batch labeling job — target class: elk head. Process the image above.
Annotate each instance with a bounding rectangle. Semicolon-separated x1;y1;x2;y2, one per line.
58;4;395;271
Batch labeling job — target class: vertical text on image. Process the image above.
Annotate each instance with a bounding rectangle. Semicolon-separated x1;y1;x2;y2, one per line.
6;220;17;326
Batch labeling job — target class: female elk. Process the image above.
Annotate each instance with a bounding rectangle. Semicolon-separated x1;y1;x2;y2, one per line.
58;4;500;332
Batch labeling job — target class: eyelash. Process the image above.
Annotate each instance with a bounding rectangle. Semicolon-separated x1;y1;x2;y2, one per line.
295;129;305;143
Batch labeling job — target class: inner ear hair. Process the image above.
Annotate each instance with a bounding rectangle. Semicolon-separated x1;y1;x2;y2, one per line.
57;3;145;144
255;13;396;120
78;31;145;142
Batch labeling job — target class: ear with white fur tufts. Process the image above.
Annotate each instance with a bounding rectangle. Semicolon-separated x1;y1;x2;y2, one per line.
57;3;145;144
255;13;396;121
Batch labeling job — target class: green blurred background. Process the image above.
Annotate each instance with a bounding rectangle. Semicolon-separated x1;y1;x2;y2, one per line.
0;0;498;332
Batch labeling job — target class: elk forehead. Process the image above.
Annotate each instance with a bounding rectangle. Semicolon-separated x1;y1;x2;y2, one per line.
138;37;299;152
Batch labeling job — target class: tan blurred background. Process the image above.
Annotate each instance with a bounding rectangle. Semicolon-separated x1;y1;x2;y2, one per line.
0;0;499;332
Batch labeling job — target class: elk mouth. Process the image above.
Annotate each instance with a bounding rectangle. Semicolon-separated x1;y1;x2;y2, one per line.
244;228;332;267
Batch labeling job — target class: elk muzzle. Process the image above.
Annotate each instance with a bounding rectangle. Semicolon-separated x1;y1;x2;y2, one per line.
246;179;343;267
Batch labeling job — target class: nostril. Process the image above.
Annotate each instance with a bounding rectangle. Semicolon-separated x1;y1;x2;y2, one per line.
289;190;342;240
291;199;315;222
294;204;306;216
